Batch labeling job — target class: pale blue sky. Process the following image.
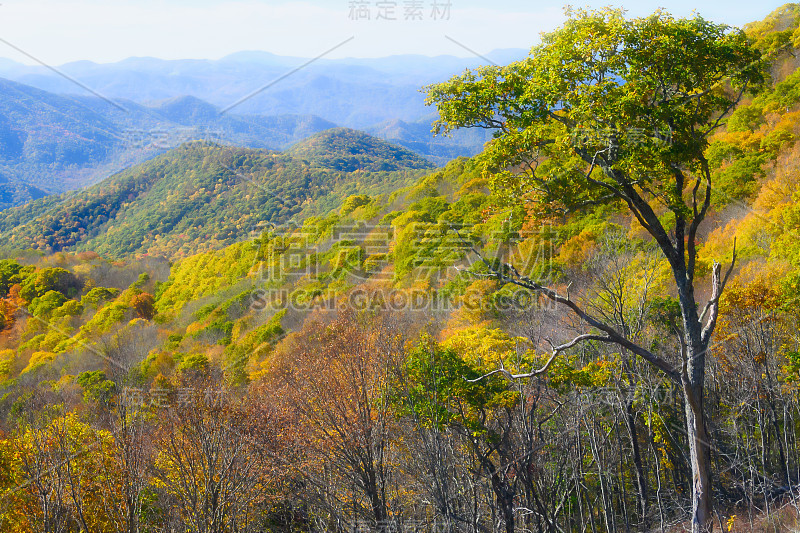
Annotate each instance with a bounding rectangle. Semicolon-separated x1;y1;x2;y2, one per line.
0;0;790;65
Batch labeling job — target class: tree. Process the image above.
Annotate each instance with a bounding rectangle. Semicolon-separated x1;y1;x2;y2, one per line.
96;405;153;533
130;292;155;321
269;311;406;531
28;291;67;318
152;392;269;533
394;337;526;533
426;8;764;532
3;412;115;533
0;260;23;297
76;370;116;406
20;268;82;302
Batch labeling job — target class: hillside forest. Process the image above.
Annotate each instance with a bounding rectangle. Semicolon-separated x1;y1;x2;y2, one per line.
0;5;800;533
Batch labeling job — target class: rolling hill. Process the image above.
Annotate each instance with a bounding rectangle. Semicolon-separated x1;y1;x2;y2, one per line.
0;173;47;210
0;77;129;191
286;127;435;172
0;138;427;258
0;77;345;196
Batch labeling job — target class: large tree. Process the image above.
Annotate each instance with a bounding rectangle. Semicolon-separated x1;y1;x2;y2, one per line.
426;8;764;532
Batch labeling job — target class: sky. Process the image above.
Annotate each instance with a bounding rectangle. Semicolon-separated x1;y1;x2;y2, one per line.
0;0;791;65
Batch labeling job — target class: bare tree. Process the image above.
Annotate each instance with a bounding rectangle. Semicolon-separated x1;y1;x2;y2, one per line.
152;392;269;533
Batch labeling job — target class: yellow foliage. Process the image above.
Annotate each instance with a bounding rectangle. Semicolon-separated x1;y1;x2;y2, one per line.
442;325;523;369
0;349;15;381
185;321;204;336
20;351;56;375
0;413;118;532
558;227;600;267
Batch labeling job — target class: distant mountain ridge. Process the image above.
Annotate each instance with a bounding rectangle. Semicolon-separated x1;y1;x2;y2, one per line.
0;78;337;196
0;49;525;202
364;116;491;165
0;50;527;127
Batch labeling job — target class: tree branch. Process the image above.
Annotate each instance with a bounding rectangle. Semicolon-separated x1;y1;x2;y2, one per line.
467;334;614;382
700;238;737;346
450;226;681;383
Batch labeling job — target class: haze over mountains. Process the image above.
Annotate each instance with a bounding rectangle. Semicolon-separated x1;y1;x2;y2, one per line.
0;49;528;203
0;50;527;125
0;77;333;198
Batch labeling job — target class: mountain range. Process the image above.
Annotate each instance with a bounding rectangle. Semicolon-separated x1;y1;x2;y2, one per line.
0;50;514;202
0;50;527;126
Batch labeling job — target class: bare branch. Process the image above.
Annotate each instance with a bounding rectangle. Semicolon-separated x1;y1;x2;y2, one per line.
700;238;737;345
467;334;614;382
449;226;681;382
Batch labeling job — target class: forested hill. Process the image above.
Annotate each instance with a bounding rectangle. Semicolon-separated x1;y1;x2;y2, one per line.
286;127;435;172
0;77;129;192
0;141;424;258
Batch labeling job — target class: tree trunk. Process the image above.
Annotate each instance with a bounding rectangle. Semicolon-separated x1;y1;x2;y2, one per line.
484;457;515;533
683;377;713;533
499;489;515;533
625;397;649;531
675;260;720;533
621;355;649;530
362;465;387;526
